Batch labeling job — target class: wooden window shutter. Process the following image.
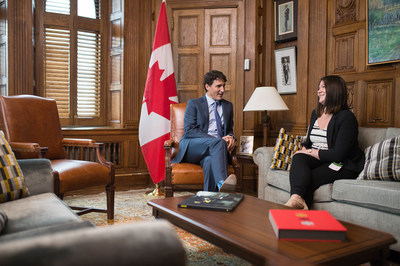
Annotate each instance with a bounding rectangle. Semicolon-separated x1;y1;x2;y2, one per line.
44;27;70;118
77;30;101;118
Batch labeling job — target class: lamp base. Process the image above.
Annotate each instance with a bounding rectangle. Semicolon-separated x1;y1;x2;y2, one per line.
261;110;270;146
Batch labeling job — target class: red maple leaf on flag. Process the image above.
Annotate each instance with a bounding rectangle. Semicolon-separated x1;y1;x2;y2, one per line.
144;61;178;119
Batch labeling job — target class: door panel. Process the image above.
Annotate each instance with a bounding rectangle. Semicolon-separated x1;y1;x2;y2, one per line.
172;9;204;103
173;7;237;104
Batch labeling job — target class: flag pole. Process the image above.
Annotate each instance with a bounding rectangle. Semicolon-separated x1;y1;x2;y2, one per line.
139;0;178;195
145;182;165;196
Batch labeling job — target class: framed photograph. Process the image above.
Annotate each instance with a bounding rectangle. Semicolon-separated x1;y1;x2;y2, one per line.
274;0;298;42
238;136;254;155
274;46;297;94
367;0;400;65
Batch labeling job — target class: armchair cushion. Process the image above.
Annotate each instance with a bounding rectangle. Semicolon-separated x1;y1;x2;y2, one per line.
51;159;111;193
0;132;29;203
171;163;204;184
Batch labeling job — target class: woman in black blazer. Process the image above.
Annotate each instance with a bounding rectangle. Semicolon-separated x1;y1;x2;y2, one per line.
285;75;365;209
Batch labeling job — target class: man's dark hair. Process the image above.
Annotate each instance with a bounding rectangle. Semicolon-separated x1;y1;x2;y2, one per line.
203;70;227;92
316;75;349;117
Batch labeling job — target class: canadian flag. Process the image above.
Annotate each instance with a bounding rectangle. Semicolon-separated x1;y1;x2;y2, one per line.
139;0;178;184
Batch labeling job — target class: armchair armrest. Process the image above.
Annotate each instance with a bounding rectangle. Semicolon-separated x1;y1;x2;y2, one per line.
164;139;176;197
62;138;98;147
9;142;48;158
163;139;174;149
253;146;275;199
18;159;54;195
62;138;111;167
0;220;186;266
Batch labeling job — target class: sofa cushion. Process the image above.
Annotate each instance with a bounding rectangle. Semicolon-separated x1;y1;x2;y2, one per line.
268;169;290;192
267;169;334;204
332;179;400;215
0;131;29;203
313;183;333;203
0;208;6;233
0;220;93;242
0;193;81;234
270;128;302;171
357;127;388;150
357;135;400;181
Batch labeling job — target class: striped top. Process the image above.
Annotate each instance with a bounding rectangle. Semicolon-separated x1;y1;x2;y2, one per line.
309;120;328;150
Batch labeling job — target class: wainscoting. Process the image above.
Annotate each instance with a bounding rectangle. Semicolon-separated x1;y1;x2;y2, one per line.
63;127;151;189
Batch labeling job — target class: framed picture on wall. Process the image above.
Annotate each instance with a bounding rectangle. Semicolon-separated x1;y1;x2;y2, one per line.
274;0;298;42
367;0;400;65
274;46;297;94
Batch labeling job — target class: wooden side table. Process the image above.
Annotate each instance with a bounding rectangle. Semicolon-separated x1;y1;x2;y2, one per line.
235;153;258;195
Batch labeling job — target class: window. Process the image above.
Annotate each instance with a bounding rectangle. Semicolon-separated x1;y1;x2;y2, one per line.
37;0;105;126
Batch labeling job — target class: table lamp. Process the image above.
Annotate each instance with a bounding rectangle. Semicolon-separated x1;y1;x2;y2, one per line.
243;86;289;146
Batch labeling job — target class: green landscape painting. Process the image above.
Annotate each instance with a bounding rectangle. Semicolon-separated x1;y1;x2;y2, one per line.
368;0;400;64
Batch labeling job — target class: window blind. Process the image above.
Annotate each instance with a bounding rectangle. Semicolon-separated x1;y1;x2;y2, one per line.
45;0;70;15
44;27;70;118
77;30;101;118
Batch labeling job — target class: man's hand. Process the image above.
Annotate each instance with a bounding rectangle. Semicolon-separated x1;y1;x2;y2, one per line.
222;135;235;152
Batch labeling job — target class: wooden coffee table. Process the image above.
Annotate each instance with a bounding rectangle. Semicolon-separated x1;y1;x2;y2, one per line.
148;195;396;265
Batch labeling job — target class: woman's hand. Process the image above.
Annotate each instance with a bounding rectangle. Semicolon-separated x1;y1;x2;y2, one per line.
295;147;320;160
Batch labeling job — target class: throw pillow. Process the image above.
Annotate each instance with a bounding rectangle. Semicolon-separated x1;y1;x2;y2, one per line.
270;128;303;171
0;208;7;233
357;135;400;181
0;131;30;203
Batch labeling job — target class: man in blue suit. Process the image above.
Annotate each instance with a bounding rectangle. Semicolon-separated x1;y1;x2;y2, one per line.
171;70;237;192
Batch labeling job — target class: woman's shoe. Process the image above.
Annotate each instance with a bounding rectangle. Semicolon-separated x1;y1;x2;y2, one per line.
284;194;308;210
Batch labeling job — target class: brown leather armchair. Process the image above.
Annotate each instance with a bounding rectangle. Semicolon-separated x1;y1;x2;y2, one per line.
163;102;240;197
0;95;115;223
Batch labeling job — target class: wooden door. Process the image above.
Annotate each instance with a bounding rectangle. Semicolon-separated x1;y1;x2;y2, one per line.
172;8;237;104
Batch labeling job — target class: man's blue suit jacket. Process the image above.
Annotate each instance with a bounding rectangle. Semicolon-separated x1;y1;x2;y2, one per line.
171;95;235;164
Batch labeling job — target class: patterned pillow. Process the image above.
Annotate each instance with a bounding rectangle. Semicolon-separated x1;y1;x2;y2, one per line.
270;128;303;171
0;131;30;203
357;135;400;181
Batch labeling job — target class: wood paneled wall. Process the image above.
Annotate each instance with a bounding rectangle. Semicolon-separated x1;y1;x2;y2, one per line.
7;0;34;95
3;0;399;189
269;0;400;138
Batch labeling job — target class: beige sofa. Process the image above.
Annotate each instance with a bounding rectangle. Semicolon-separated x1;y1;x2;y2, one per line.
254;127;400;252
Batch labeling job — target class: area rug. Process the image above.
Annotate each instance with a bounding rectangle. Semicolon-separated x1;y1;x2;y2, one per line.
64;189;252;266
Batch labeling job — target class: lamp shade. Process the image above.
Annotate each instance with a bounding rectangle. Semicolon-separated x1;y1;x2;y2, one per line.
243;86;289;111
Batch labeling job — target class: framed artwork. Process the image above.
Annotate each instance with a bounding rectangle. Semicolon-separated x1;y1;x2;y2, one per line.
274;46;297;94
238;136;254;155
274;0;298;42
367;0;400;65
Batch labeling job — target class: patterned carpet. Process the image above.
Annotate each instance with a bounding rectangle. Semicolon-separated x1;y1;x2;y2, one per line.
64;189;252;266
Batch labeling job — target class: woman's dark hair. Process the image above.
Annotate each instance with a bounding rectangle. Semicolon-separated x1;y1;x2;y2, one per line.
316;75;349;117
203;70;227;92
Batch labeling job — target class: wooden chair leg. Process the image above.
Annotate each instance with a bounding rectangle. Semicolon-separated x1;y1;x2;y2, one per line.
106;183;115;224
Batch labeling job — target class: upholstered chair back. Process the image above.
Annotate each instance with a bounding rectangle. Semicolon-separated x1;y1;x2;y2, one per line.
0;95;66;160
169;102;187;159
